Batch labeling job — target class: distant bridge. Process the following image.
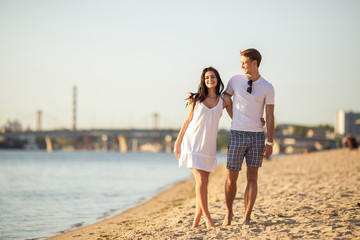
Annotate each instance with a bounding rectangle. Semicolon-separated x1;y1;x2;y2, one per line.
0;129;182;152
0;129;178;138
0;129;337;154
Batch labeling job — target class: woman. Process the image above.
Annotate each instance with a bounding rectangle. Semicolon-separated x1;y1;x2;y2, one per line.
174;67;232;228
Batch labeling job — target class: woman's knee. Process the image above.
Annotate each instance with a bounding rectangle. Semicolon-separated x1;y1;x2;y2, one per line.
194;169;209;187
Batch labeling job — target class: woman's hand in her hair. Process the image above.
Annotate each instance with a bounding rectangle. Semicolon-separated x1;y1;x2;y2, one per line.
187;93;195;105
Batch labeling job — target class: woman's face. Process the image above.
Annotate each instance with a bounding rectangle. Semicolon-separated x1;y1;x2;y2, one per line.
204;71;217;89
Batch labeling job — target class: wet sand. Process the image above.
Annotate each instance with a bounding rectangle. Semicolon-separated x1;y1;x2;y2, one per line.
49;148;360;239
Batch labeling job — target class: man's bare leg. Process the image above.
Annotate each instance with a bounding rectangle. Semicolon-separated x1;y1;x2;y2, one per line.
191;169;214;228
223;169;239;226
243;166;259;225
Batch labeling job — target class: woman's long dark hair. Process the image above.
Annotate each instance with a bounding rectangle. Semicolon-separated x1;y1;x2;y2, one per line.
187;66;224;106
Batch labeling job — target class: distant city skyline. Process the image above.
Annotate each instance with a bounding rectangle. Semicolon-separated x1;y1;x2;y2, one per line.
1;0;360;130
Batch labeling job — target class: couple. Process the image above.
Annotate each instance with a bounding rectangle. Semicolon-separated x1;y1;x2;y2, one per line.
174;48;275;228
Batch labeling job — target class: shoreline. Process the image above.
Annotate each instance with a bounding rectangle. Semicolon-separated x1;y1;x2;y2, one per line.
49;149;360;239
54;178;192;237
49;170;197;240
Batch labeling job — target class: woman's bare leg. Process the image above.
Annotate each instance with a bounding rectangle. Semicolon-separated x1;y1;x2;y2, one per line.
191;168;214;228
193;197;202;227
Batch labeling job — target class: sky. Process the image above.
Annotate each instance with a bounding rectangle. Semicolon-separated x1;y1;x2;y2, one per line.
1;0;359;130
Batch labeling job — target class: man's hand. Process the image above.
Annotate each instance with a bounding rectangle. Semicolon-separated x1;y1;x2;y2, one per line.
263;145;273;158
260;118;265;126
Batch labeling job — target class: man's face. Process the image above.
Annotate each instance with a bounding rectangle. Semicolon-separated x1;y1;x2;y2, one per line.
241;56;257;75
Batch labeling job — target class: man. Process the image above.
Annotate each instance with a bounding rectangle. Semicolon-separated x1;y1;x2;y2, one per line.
223;48;275;226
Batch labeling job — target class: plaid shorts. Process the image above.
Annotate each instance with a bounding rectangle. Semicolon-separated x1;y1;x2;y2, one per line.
227;130;265;171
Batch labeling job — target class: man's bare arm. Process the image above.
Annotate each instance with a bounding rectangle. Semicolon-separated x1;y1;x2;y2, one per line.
263;104;275;158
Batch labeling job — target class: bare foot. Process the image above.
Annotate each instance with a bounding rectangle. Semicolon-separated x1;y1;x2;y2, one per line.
243;219;251;225
204;216;215;229
223;212;234;226
206;221;215;229
193;219;214;229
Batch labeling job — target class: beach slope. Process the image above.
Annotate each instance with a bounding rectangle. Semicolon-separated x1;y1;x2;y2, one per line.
49;149;360;239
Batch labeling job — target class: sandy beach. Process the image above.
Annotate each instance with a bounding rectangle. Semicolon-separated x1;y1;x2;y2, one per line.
49;148;360;239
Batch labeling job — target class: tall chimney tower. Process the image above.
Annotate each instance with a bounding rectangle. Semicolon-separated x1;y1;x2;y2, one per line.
153;113;159;129
72;85;77;131
36;110;42;131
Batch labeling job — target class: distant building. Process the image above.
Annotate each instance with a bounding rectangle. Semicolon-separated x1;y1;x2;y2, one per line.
335;111;360;136
1;119;22;133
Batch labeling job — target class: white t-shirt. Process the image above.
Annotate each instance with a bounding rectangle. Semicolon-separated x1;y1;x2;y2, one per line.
225;75;275;132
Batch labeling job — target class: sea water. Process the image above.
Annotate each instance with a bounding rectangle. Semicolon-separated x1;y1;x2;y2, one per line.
0;150;226;240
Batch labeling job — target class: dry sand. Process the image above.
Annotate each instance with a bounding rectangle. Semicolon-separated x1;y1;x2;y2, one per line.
49;149;360;239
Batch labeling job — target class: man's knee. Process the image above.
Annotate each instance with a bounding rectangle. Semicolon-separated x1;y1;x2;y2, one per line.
227;169;239;185
246;167;258;183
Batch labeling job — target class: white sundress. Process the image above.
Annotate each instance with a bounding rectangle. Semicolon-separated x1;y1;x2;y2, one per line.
179;95;223;173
